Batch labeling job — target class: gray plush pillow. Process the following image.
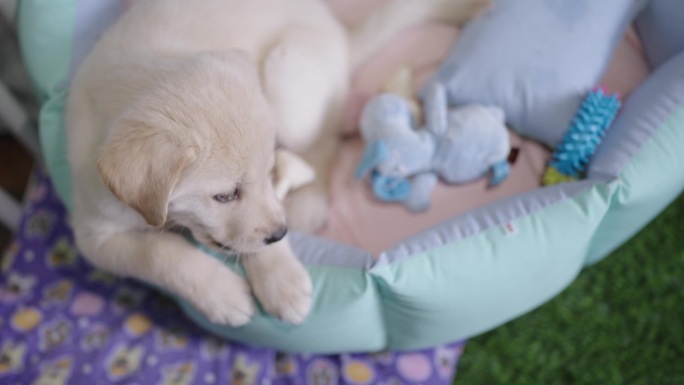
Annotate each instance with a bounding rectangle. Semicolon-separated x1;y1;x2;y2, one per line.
427;0;648;147
636;0;684;69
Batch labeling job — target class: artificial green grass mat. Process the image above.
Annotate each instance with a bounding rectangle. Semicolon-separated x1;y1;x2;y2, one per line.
455;192;684;385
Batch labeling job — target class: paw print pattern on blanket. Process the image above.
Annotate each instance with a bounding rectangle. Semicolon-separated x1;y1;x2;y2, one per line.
81;323;111;351
106;343;145;381
23;210;55;240
39;317;73;352
45;238;78;269
33;356;73;385
1;272;37;302
161;361;196;385
41;279;74;307
0;340;27;376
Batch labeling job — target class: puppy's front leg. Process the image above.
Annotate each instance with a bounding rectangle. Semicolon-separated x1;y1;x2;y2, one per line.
75;228;254;326
242;237;312;324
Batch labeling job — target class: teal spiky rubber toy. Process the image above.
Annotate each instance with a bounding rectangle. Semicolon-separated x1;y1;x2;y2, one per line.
543;87;621;185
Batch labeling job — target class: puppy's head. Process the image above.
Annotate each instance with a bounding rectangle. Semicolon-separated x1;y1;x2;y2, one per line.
97;51;286;253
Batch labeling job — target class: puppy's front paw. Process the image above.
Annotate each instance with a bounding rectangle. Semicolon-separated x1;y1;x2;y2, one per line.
189;269;255;327
250;257;313;324
285;185;329;234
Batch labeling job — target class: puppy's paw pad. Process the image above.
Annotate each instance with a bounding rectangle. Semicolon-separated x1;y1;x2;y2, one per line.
253;263;313;324
203;297;255;327
193;274;255;327
270;283;312;324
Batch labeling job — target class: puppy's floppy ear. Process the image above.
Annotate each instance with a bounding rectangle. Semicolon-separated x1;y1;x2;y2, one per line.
97;117;195;227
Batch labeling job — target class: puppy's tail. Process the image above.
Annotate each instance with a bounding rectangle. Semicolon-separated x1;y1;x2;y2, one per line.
348;0;490;69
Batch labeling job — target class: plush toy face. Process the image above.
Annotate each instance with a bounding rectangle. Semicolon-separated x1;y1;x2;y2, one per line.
355;141;412;201
356;134;435;182
357;93;436;181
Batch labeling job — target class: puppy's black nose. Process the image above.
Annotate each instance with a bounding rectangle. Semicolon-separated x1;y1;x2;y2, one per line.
264;227;288;245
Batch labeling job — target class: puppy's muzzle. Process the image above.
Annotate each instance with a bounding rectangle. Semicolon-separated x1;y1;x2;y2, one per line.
264;227;287;245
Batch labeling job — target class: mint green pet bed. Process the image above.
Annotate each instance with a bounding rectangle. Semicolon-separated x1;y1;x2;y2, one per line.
18;0;684;353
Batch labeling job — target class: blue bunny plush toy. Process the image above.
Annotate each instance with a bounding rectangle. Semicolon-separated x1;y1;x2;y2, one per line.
355;82;511;212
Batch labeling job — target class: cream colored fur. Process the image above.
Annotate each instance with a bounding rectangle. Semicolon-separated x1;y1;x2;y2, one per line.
66;0;488;326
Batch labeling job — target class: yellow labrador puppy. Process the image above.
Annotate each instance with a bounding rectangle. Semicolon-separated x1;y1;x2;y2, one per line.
66;0;489;326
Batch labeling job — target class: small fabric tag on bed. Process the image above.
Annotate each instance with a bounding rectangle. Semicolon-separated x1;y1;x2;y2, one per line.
501;223;518;235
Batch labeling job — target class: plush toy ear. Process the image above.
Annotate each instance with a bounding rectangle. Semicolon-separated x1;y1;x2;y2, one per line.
423;82;449;136
97;119;196;227
355;140;388;179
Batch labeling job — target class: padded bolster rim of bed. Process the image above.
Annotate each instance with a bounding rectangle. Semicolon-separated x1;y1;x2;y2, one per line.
18;0;684;353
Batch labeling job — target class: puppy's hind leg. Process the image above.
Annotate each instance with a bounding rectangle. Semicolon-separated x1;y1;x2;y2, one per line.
262;28;348;152
262;30;348;233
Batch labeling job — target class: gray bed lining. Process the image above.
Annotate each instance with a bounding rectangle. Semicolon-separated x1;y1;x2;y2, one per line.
290;232;375;269
69;1;124;82
293;179;597;268
374;180;597;265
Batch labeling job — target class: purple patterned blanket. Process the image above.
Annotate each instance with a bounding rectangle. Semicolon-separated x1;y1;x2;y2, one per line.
0;173;465;385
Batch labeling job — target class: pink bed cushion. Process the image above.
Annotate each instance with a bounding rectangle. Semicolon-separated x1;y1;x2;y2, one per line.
318;1;651;256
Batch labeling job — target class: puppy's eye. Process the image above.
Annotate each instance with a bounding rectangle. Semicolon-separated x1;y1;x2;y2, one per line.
213;187;240;203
